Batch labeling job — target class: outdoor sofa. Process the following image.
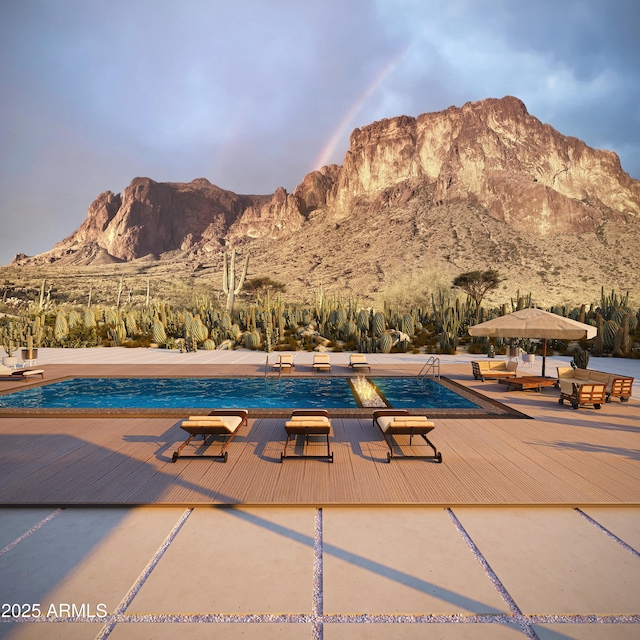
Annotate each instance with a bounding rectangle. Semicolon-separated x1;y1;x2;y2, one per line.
557;367;634;403
471;360;518;381
558;381;607;410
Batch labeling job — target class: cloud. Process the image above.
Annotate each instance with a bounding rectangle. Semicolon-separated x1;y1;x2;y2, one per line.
0;0;638;264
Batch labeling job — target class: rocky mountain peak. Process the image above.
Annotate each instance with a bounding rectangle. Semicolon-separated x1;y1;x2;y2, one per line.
12;96;640;305
311;95;639;234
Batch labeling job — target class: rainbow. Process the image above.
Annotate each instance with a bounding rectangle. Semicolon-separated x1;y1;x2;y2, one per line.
312;44;411;172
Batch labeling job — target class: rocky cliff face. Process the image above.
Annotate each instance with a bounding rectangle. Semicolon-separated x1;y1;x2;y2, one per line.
227;186;305;244
14;96;640;305
53;177;276;261
296;96;639;235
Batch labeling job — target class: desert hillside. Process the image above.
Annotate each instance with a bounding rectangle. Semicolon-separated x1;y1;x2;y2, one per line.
3;96;639;309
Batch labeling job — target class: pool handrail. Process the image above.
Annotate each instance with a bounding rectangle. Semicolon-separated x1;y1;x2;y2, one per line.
417;356;440;380
265;353;295;378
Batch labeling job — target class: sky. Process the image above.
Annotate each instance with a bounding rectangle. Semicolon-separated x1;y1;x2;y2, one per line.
1;0;639;265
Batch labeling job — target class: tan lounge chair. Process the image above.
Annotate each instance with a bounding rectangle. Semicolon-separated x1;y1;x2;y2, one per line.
0;364;45;381
349;353;371;371
312;353;331;372
272;353;295;372
373;409;442;463
172;409;248;462
558;382;606;410
281;409;333;462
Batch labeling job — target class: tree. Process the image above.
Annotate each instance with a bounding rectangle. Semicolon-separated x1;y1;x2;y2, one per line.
243;277;286;296
452;269;501;323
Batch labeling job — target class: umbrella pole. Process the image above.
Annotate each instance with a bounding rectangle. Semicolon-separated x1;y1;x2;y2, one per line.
542;339;547;377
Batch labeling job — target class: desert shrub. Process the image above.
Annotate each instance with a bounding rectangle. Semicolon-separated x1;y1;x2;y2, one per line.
122;335;152;348
549;340;569;355
274;336;299;351
467;341;486;354
61;324;99;348
411;331;431;348
341;338;357;351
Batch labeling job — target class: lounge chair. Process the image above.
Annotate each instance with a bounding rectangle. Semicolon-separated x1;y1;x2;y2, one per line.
172;409;248;462
281;409;333;462
349;353;371;371
272;353;294;372
372;409;442;463
312;353;331;372
0;364;45;381
558;382;607;410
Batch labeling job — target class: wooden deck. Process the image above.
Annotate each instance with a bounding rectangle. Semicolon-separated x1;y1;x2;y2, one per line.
1;363;639;506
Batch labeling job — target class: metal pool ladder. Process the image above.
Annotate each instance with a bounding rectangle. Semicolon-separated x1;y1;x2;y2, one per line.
264;354;285;379
417;356;440;380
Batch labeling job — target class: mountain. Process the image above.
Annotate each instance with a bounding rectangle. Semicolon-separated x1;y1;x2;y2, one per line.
10;96;640;306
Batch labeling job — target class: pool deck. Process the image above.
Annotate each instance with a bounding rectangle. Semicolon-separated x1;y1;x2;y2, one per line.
1;349;639;638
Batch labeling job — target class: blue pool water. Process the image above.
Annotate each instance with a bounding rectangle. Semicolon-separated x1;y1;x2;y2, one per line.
0;377;359;409
371;377;479;410
0;377;479;410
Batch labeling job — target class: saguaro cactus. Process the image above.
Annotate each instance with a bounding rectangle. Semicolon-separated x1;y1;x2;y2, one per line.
222;250;249;315
38;279;47;310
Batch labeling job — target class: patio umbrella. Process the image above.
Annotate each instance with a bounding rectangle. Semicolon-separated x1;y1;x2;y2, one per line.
468;308;597;377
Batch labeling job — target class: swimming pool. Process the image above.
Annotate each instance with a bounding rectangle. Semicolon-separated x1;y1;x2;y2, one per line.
0;377;358;409
0;376;480;410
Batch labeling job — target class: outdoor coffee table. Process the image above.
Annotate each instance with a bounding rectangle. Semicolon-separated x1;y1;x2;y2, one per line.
499;376;558;392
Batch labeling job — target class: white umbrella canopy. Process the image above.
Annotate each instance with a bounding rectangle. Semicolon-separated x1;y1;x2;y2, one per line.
468;308;597;376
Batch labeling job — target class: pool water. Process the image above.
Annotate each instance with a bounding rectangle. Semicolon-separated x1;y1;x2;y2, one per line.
0;377;359;410
0;376;479;410
371;377;479;410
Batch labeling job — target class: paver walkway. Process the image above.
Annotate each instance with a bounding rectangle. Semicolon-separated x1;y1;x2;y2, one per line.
1;505;639;639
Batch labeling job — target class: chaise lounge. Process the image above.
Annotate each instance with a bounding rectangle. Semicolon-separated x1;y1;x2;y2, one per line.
272;353;295;372
471;360;518;381
372;409;442;463
0;364;45;381
349;354;371;372
312;353;331;372
281;409;333;462
172;409;248;462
